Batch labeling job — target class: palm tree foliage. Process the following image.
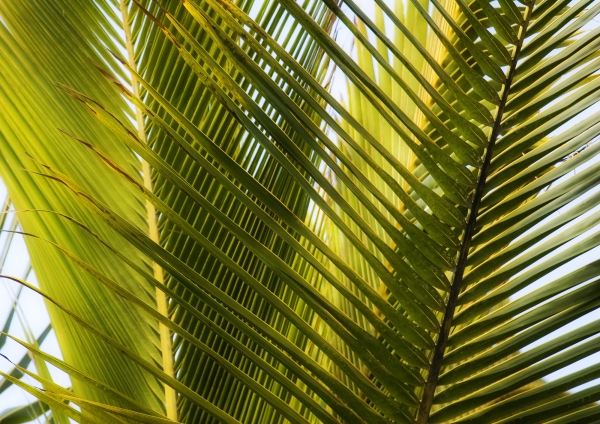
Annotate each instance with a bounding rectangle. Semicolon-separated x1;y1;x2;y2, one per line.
1;0;600;422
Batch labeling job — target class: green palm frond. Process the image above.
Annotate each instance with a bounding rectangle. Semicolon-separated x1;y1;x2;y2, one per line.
0;0;163;414
2;0;600;423
0;400;49;424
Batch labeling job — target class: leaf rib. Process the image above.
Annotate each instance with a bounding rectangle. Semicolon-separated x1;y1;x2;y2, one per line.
415;3;536;422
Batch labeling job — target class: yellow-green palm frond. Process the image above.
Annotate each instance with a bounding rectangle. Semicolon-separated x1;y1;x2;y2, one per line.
2;1;600;423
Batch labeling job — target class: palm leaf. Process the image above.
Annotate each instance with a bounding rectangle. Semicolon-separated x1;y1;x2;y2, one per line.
0;400;50;424
0;0;163;414
2;0;600;423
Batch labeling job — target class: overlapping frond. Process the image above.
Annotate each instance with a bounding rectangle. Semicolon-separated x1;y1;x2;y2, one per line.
0;0;163;414
2;0;600;423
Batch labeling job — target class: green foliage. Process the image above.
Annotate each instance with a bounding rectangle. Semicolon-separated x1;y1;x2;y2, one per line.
1;0;600;423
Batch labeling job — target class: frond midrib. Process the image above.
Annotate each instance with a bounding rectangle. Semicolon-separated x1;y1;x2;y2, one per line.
416;3;536;422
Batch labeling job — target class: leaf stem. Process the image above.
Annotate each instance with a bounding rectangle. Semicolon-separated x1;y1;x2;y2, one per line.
415;3;535;422
119;0;178;419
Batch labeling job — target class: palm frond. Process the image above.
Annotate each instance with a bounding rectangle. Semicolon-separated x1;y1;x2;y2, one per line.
0;0;163;413
2;0;600;423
